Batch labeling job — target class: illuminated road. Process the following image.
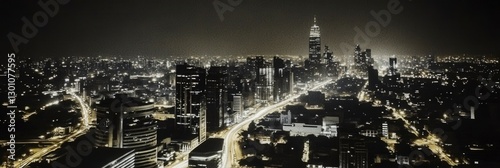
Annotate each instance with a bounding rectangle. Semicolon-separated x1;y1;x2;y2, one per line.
357;81;369;102
70;91;91;128
222;79;333;168
386;104;458;166
16;90;90;168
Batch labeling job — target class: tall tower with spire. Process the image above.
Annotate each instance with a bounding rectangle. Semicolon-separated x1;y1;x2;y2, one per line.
309;15;321;63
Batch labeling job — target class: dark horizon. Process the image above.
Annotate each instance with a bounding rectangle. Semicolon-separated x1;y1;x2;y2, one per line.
2;0;499;59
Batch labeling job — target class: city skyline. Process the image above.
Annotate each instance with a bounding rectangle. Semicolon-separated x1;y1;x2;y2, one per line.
2;1;500;168
2;0;499;59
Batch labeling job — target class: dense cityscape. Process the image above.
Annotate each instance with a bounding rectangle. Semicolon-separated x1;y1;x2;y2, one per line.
2;1;499;168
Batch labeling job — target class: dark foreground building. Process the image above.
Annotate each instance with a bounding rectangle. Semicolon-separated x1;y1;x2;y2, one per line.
188;138;224;168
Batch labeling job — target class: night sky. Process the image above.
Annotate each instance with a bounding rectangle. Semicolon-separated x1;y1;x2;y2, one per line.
1;0;499;58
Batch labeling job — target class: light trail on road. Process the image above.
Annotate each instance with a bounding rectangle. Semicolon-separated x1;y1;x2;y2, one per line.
221;79;333;168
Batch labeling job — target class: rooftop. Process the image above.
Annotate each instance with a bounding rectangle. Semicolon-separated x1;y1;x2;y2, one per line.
191;138;224;154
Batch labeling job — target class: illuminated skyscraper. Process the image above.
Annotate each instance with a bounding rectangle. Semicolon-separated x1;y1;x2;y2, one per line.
353;45;372;77
175;64;207;143
95;94;157;168
353;44;363;75
255;56;273;103
309;16;321;63
231;93;243;120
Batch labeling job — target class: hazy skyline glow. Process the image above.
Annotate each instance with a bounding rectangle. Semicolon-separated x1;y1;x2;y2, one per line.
2;0;498;58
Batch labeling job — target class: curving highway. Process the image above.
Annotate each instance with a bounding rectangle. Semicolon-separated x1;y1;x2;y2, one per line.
16;90;90;168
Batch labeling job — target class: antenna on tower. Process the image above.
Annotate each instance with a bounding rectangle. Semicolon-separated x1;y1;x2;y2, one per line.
313;15;317;26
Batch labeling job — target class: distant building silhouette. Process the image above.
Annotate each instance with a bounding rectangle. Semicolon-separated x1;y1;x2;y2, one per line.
368;66;379;89
273;56;293;102
389;57;397;76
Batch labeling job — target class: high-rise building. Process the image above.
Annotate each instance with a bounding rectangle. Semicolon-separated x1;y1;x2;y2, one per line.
389;57;397;76
324;46;340;77
95;94;157;168
354;44;362;66
206;66;228;132
175;64;207;143
353;44;364;75
353;45;372;77
309;16;321;63
365;49;372;66
255;57;273;103
368;66;379;89
232;93;243;119
288;69;294;95
308;16;322;78
255;56;265;73
273;56;288;102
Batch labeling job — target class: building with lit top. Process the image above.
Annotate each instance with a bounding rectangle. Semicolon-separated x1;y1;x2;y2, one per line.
309;16;321;63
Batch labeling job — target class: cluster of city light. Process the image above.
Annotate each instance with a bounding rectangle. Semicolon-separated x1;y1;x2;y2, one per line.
388;107;461;166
